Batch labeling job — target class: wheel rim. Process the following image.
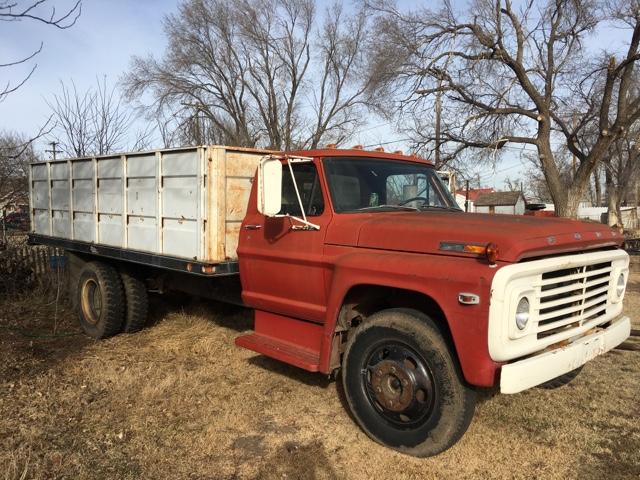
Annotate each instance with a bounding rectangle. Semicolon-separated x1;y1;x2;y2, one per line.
81;279;102;325
361;342;437;428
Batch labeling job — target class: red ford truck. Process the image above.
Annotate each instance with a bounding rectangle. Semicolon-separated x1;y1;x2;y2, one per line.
29;145;631;457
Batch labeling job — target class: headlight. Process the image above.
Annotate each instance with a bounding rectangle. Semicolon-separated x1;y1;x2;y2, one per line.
515;297;530;330
616;273;626;298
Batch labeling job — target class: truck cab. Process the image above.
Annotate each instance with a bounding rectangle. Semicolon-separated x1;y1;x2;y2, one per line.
235;148;630;456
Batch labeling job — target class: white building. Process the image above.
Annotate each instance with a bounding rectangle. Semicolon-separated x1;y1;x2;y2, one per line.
454;188;496;212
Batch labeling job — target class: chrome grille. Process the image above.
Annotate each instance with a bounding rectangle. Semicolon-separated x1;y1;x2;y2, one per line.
534;261;612;339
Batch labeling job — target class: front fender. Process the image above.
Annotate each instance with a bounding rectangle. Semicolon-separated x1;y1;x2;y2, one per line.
320;250;502;387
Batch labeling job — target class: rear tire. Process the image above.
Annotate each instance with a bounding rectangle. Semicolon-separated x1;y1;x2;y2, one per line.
342;308;476;457
120;270;149;333
538;366;583;389
76;261;124;339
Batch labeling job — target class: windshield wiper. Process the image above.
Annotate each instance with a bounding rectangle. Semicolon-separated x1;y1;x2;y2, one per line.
354;204;419;212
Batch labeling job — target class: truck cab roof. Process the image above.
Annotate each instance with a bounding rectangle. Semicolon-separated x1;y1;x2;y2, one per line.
286;147;433;165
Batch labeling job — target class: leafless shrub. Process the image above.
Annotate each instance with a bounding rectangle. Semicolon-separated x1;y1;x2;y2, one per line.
0;132;37;230
0;238;66;298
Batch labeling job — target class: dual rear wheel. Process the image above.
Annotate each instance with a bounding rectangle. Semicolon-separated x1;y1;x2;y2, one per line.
77;261;148;339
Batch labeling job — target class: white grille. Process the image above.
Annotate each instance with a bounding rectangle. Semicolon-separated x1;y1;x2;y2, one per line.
534;261;612;339
488;249;629;362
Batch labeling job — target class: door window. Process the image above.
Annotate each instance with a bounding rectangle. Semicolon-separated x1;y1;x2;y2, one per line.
279;163;325;217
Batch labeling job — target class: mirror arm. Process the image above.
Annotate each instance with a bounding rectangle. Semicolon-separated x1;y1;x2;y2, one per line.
286;159;310;225
283;157;320;230
286;215;320;231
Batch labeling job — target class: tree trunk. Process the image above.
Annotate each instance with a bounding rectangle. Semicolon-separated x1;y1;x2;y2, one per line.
543;144;583;219
593;167;602;207
605;168;621;227
554;187;582;218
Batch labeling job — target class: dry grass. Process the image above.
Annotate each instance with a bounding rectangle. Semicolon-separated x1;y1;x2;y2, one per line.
1;264;639;479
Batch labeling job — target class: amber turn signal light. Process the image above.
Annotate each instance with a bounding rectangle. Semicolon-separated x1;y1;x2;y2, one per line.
485;243;499;264
462;244;486;255
440;242;498;264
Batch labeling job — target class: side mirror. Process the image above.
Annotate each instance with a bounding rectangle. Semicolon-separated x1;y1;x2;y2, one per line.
257;156;282;217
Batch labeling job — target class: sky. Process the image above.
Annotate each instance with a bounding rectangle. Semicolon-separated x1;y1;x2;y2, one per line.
0;0;634;192
0;0;175;143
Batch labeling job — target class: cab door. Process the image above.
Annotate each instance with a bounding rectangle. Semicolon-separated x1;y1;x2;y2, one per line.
238;160;331;323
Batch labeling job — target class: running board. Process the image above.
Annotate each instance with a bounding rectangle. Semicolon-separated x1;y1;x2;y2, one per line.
235;310;323;372
235;333;320;372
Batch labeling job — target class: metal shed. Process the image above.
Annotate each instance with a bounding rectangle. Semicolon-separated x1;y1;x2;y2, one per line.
474;191;526;215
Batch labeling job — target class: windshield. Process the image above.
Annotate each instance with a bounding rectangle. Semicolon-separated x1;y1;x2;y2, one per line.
323;157;460;213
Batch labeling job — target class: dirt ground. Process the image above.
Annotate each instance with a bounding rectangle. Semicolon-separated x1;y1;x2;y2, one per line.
1;260;639;480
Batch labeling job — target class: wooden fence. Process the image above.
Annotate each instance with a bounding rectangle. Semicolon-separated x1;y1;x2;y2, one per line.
0;245;65;276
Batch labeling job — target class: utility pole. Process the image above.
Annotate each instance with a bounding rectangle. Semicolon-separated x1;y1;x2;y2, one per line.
45;141;62;161
195;114;201;145
1;208;6;249
571;111;577;178
465;179;470;212
434;90;442;168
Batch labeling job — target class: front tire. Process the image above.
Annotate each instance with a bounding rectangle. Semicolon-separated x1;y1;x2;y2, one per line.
76;261;124;339
342;308;476;457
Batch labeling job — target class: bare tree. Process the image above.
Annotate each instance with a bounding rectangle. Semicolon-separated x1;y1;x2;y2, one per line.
47;80;92;156
503;176;522;192
155;112;178;149
510;149;574;203
124;0;373;150
366;0;640;218
47;78;148;157
604;132;640;225
0;0;81;102
0;131;38;213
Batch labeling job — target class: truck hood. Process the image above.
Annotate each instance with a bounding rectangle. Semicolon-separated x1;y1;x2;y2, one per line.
327;211;623;262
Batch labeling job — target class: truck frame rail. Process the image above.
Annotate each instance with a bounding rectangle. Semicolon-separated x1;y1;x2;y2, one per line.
28;233;239;277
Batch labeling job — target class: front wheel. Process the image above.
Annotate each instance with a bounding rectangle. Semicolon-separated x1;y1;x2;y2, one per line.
342;308;476;457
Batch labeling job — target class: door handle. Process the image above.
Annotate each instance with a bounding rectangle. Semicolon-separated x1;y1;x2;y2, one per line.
244;224;262;230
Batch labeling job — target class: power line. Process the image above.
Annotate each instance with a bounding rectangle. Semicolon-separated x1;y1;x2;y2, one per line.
358;132;563;188
474;162;526;183
363;137;409;148
361;135;527;173
355;121;395;135
362;135;567;151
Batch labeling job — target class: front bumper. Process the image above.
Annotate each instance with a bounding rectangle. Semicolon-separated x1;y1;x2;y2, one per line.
500;316;630;394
